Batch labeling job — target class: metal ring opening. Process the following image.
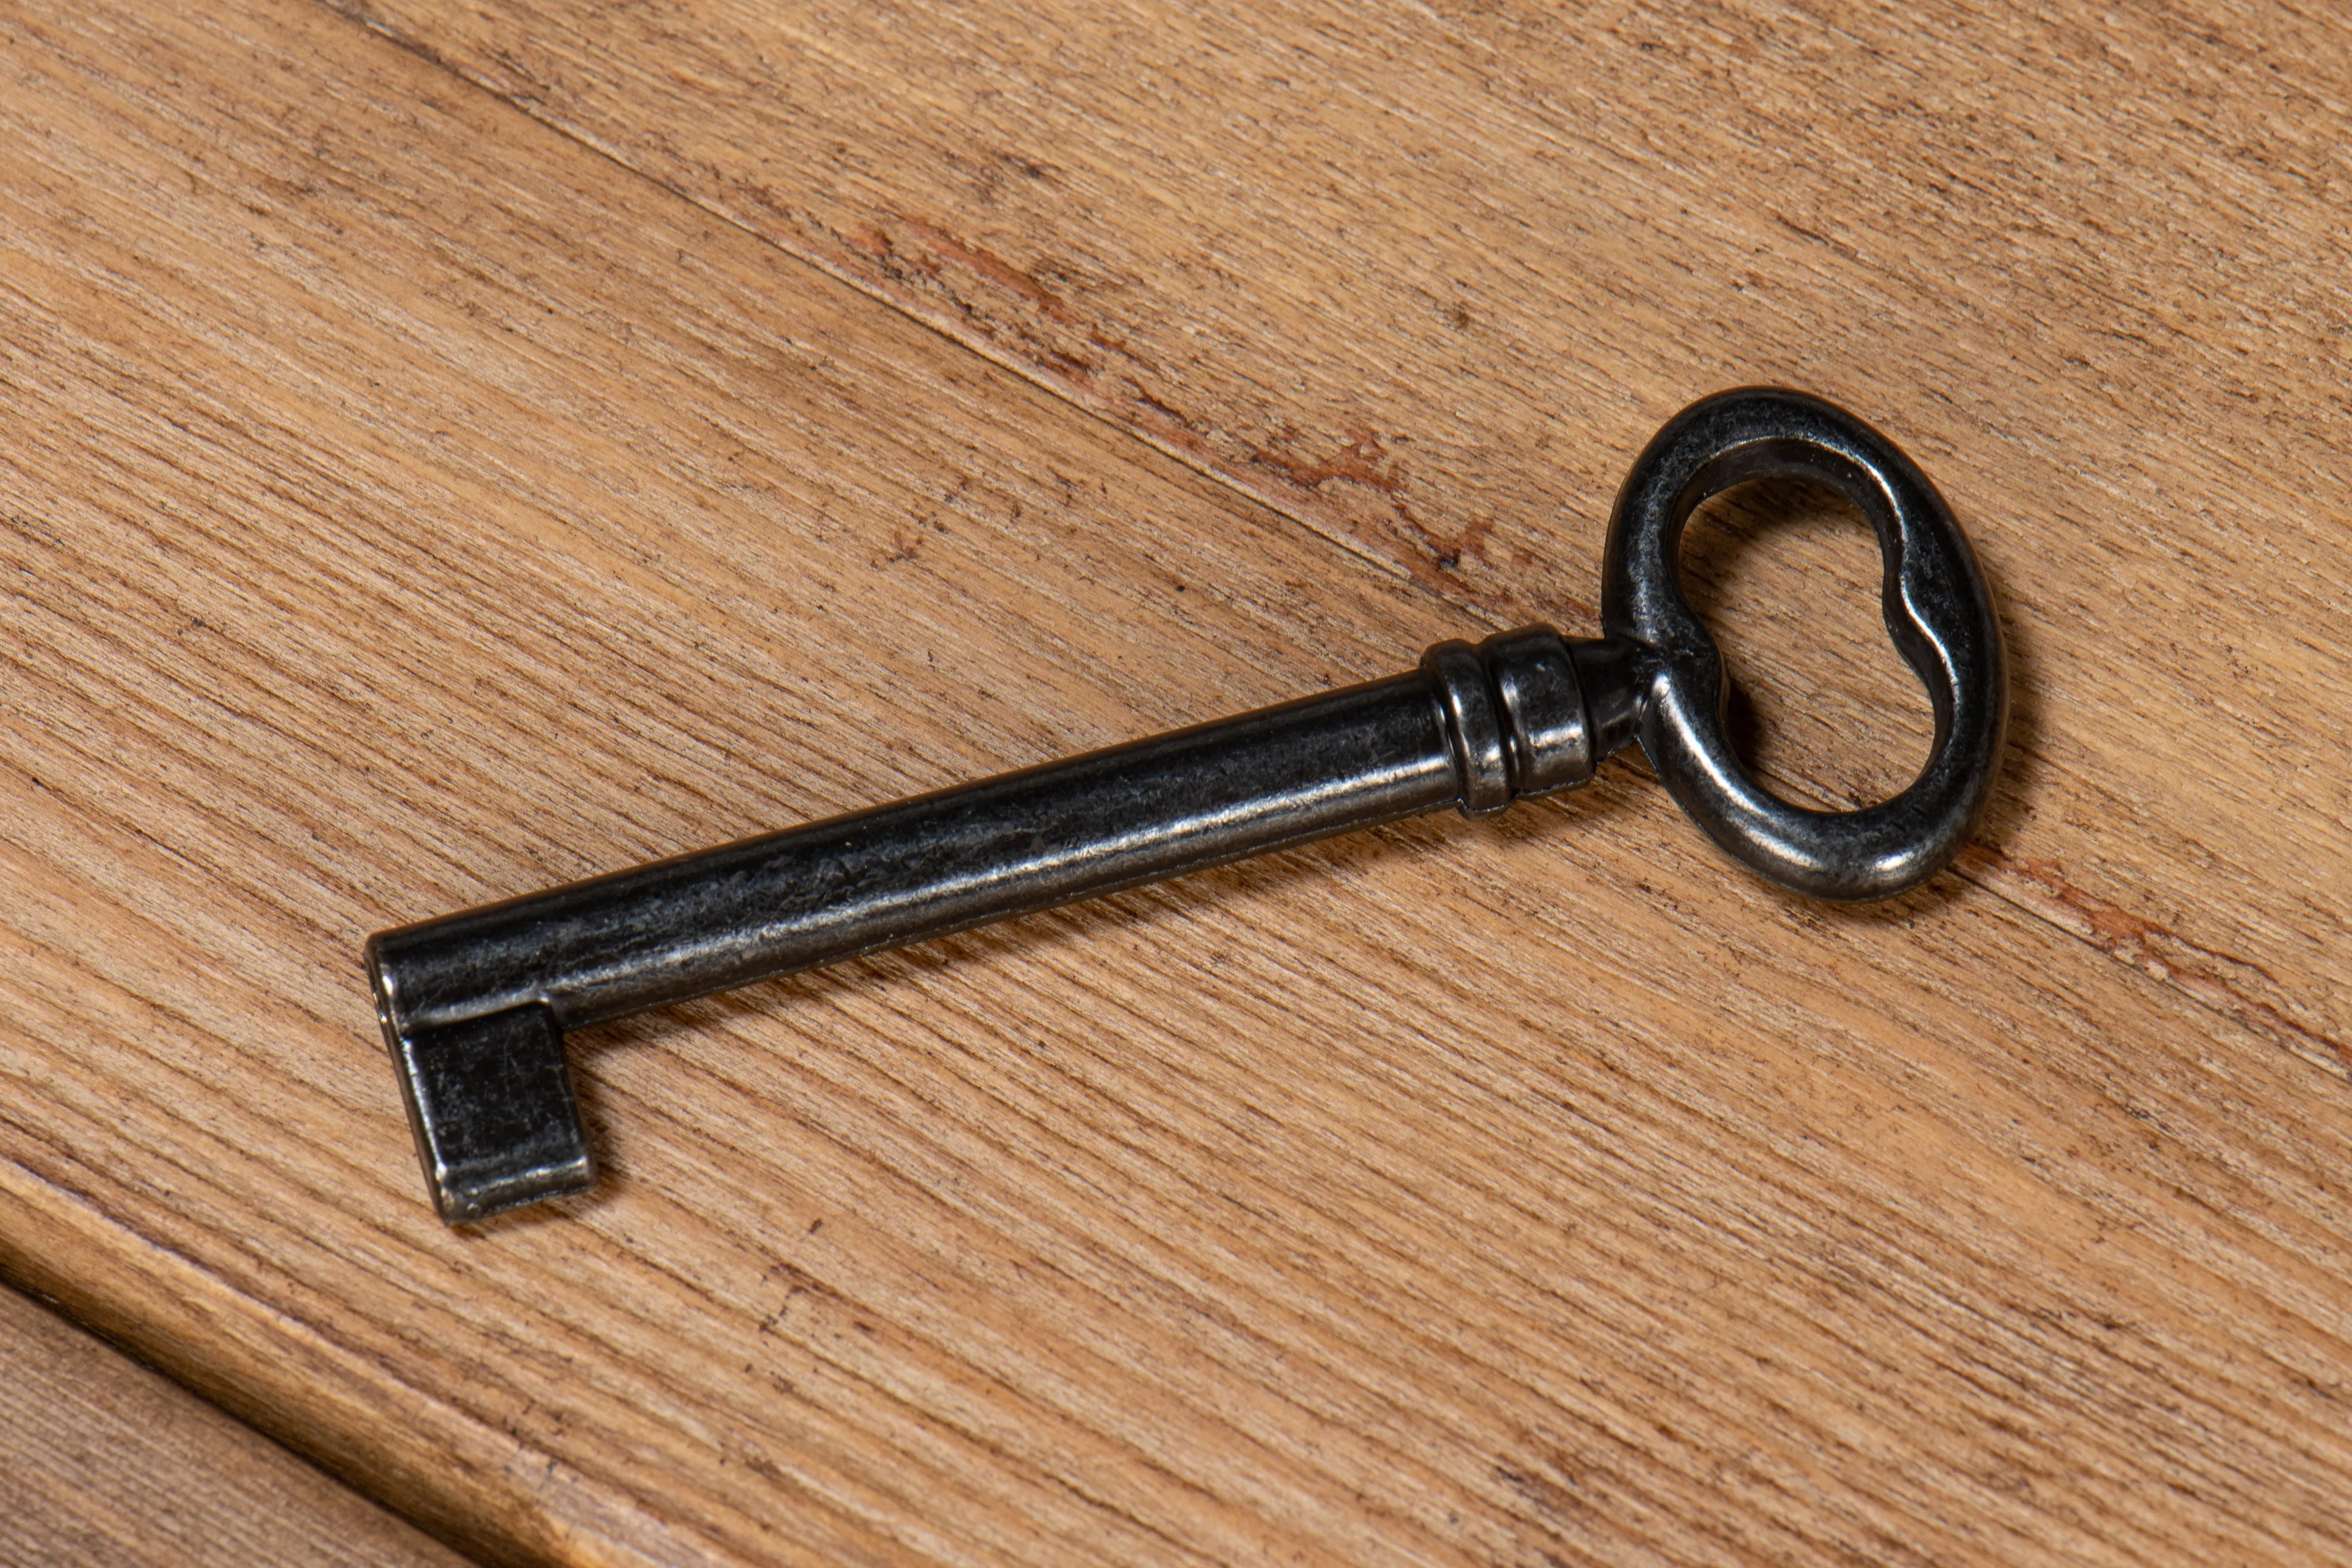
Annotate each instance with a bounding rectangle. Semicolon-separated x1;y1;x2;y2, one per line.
1599;387;2006;900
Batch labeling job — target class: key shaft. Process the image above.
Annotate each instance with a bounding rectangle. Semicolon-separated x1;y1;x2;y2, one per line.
369;626;1642;1221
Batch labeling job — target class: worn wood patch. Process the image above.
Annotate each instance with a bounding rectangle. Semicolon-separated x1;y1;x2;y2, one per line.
1;2;2348;1566
328;0;2352;1063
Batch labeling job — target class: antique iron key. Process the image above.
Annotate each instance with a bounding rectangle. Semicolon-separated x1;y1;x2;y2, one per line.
367;388;2006;1222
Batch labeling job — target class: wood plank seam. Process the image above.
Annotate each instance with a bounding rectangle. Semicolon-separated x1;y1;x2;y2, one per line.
0;1276;478;1567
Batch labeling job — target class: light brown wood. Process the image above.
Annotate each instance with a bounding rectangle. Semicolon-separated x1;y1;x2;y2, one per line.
0;2;2345;1567
328;0;2352;1066
0;1279;475;1567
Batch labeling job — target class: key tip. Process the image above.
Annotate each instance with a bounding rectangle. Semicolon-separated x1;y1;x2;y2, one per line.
382;1002;596;1225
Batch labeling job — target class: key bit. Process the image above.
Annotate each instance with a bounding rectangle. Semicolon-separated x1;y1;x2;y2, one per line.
366;388;2005;1223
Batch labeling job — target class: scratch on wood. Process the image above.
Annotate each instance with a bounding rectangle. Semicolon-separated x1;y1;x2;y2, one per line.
1248;423;1401;495
882;214;1076;327
1397;501;1494;576
1962;847;2348;1073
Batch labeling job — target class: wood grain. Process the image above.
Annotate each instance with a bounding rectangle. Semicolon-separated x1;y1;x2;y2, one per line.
0;1279;474;1567
0;1;2347;1566
327;0;2352;1066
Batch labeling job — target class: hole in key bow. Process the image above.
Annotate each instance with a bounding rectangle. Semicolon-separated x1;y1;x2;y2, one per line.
1677;474;1934;810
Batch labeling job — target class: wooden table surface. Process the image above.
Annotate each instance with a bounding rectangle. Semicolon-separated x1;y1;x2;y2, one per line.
3;0;2347;1563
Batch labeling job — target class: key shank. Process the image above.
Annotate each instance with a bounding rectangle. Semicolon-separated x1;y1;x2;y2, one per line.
368;625;1642;1221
